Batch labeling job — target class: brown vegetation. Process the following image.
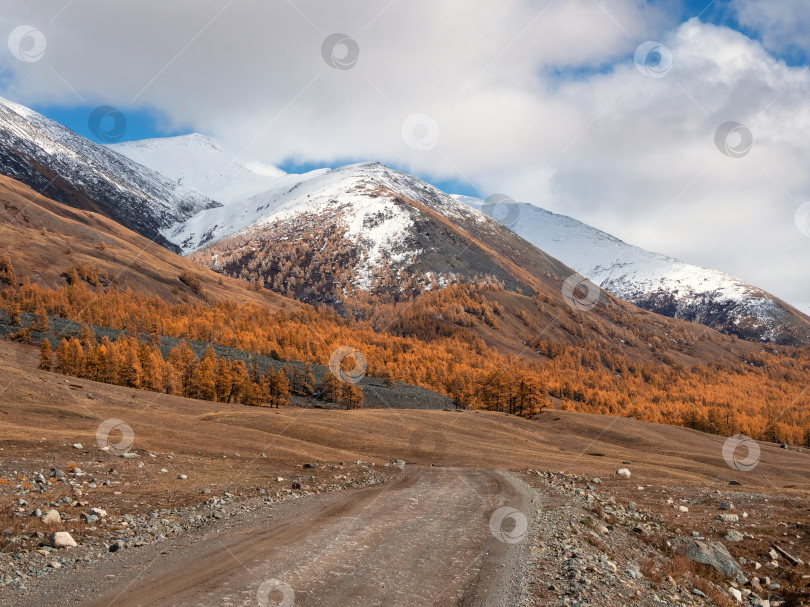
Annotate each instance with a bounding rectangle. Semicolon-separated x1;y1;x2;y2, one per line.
3;277;810;444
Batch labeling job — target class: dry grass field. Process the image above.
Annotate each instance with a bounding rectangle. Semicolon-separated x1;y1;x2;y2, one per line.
2;337;809;605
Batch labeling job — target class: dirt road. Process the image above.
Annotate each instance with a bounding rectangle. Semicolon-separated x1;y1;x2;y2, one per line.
27;467;534;607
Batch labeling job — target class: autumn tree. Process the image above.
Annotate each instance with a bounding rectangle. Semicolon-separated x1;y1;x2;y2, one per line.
318;372;343;403
168;341;198;396
38;339;52;370
32;303;49;332
301;363;315;396
230;360;252;403
275;369;291;407
79;324;97;348
55;338;85;377
117;338;143;389
191;346;218;401
0;255;17;286
341;381;364;410
8;301;21;326
142;346;167;392
215;357;234;403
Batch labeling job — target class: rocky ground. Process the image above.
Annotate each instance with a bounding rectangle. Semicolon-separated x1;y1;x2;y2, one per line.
0;442;394;595
3;457;807;605
521;467;809;606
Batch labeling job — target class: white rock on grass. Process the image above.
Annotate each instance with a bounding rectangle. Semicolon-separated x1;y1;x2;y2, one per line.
89;508;107;517
616;468;631;478
177;474;188;480
49;531;77;548
41;509;61;524
729;587;742;602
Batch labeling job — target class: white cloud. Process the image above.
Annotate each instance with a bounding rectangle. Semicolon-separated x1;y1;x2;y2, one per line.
731;0;810;57
1;1;810;312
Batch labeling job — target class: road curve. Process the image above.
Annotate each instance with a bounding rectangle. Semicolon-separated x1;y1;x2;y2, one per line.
76;467;531;607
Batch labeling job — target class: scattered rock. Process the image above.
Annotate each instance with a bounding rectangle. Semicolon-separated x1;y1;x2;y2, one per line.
41;510;61;525
729;587;742;602
725;530;744;542
49;532;77;549
672;538;745;583
616;468;631;478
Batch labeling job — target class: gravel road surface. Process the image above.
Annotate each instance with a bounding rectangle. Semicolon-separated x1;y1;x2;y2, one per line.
19;467;535;607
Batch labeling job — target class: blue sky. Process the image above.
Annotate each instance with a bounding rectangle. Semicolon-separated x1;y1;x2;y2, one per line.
30;102;482;196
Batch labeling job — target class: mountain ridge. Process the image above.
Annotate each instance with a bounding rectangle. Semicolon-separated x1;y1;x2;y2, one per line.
458;196;810;345
1;100;806;345
0;97;219;252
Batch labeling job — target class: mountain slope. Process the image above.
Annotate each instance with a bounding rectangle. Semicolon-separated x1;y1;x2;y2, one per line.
0;97;219;252
155;160;763;367
174;161;572;302
0;173;291;308
93;125;810;346
458;196;810;345
109;134;286;205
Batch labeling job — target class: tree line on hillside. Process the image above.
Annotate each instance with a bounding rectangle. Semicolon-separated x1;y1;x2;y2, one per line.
38;331;364;410
2;265;810;445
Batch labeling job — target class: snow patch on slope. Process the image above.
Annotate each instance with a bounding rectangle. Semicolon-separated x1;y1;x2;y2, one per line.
110;134;286;205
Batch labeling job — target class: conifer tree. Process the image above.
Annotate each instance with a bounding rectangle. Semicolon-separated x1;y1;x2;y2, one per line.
192;346;218;401
168;341;198;396
302;363;315;396
215;357;234;403
38;339;53;371
32;304;49;332
341;382;364;410
275;369;291;407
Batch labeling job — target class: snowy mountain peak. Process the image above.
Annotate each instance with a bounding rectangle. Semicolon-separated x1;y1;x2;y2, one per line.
116;133;223;153
110;134;286;205
0;97;218;251
92;125;810;344
458;195;809;344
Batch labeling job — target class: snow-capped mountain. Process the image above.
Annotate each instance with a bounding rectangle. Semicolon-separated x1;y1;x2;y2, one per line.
168;161;569;302
459;197;810;344
0;97;218;251
73;123;810;344
109;134;286;204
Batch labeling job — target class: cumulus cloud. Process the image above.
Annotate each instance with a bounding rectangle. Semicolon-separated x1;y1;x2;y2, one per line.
0;1;809;311
731;0;810;57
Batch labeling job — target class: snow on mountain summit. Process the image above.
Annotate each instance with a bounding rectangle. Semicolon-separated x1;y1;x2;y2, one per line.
458;196;807;343
0;96;218;250
97;126;810;343
110;134;287;205
169;160;541;299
